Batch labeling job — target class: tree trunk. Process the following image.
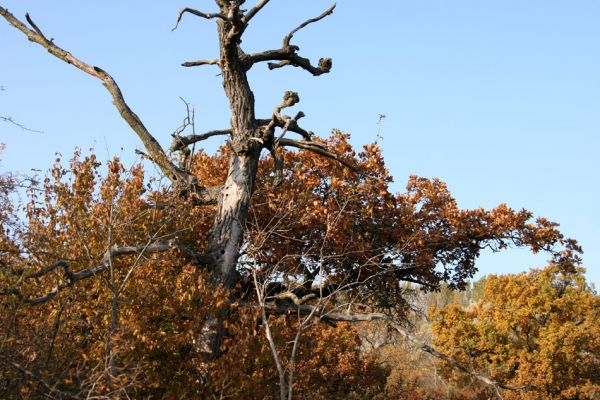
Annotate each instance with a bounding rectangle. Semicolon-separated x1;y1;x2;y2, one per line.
203;18;262;357
207;150;260;288
206;20;260;288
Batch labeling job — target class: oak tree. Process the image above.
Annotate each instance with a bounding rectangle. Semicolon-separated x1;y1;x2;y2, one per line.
0;2;584;398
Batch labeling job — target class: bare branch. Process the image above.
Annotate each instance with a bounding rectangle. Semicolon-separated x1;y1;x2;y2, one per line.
256;118;312;141
258;92;312;146
22;260;69;279
1;240;212;305
261;91;307;140
24;12;49;43
181;58;220;68
259;92;312;186
275;90;300;113
172;97;195;138
170;129;231;152
268;56;332;76
270;291;316;305
169;97;199;170
172;7;226;31
276;111;306;143
245;48;332;76
253;267;287;400
0;7;218;204
0;354;79;399
283;4;336;47
278;138;359;173
242;5;335;75
242;0;271;25
1;115;43;133
134;148;154;163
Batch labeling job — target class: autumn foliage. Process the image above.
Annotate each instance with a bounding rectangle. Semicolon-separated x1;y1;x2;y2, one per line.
0;135;594;399
430;266;600;399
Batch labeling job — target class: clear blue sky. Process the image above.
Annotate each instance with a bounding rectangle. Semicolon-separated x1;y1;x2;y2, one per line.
1;1;598;287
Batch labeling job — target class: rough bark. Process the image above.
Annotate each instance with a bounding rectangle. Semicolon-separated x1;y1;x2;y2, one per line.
207;151;260;288
206;17;261;289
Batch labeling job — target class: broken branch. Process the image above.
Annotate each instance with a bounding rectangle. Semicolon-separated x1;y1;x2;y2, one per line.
245;49;332;76
242;5;335;76
181;58;220;68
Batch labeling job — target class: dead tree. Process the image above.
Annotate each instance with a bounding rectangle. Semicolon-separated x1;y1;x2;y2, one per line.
0;2;341;290
0;1;343;356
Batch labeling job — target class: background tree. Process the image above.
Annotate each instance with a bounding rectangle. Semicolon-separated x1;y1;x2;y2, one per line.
430;266;600;399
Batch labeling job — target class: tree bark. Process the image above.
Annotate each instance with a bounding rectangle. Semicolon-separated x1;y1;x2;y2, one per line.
207;151;259;288
206;19;261;289
202;16;263;357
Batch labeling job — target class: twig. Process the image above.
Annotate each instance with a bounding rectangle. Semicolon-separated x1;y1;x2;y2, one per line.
1;116;43;133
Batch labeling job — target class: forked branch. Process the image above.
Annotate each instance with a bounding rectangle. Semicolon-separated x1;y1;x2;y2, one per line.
262;91;311;141
242;4;336;75
171;129;231;152
168;116;316;154
258;118;312;142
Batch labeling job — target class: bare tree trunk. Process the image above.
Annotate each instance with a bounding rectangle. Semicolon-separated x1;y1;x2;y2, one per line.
207;151;259;288
204;153;259;357
203;19;263;357
206;20;260;289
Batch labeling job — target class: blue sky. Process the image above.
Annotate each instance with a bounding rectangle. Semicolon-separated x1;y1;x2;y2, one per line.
1;1;598;287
